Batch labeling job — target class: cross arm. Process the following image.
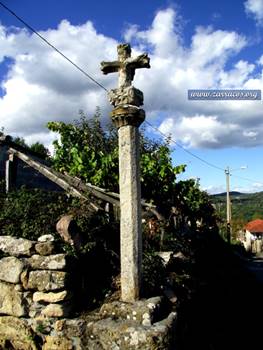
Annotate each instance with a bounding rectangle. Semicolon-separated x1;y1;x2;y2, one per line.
101;61;120;75
128;53;150;70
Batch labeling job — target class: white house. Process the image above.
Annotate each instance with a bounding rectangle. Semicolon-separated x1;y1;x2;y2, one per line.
243;219;263;253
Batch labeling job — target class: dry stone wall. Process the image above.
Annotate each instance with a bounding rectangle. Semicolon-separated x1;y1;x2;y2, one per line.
0;235;177;349
0;234;72;320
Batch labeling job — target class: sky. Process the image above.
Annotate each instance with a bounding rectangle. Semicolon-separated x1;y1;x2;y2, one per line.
0;0;263;194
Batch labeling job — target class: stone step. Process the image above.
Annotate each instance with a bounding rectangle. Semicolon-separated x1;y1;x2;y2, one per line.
85;311;177;350
99;296;171;326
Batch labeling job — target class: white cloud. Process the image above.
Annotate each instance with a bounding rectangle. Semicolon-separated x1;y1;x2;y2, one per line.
0;20;117;144
159;115;240;149
203;184;225;194
245;0;263;25
0;8;263;150
204;182;263;194
258;54;263;65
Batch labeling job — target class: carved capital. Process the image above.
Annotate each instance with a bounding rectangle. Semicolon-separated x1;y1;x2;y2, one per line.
110;106;145;128
108;86;144;107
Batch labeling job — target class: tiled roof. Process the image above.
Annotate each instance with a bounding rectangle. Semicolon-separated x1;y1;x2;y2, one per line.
244;219;263;234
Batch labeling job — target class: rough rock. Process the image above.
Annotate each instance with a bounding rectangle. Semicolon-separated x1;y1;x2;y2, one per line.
0;281;28;317
0;316;37;350
41;303;71;318
38;234;55;242
27;270;67;291
0;256;26;283
56;215;82;250
54;318;86;338
33;290;70;303
29;301;44;318
100;296;164;325
42;336;73;350
28;254;67;270
35;241;55;255
0;236;35;256
87;311;177;350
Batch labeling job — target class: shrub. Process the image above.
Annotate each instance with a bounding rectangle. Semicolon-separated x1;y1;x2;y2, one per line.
0;187;73;240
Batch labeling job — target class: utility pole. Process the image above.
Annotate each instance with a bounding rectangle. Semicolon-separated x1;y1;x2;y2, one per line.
224;165;247;244
225;166;231;244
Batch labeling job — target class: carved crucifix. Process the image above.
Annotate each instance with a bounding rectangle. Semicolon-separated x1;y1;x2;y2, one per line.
101;43;150;89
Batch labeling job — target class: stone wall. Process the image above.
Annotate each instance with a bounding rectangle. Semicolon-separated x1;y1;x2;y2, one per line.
0;235;177;349
0;235;71;320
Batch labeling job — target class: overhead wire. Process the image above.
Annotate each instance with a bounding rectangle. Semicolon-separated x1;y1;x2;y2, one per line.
230;174;263;185
145;121;263;185
0;1;108;92
144;120;225;172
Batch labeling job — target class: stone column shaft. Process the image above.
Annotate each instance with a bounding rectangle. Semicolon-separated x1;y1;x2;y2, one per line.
118;125;142;302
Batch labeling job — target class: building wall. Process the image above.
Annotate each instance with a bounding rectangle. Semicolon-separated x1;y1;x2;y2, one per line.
0;145;62;192
244;229;263;253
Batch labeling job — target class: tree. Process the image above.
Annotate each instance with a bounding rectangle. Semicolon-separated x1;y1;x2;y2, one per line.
11;137;50;159
47;109;119;191
47;110;185;206
174;179;217;230
47;109;216;230
12;136;27;148
29;142;50;159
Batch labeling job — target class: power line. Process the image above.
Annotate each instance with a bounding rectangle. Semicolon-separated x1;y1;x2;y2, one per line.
0;1;108;92
231;173;263;185
146;121;263;185
145;120;225;172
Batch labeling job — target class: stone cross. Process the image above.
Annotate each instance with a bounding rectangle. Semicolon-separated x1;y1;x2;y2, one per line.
101;43;150;89
101;44;150;302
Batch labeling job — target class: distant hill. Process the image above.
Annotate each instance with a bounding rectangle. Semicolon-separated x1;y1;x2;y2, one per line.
212;191;246;197
211;191;263;230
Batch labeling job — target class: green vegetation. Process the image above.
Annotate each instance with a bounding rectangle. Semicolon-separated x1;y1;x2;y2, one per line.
12;136;50;159
0;109;220;310
47;109;185;209
0;186;73;240
47;110;216;226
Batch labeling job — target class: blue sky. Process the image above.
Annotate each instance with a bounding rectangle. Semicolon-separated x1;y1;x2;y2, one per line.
0;0;263;194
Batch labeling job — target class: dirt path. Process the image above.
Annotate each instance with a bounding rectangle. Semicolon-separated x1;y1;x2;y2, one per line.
246;252;263;283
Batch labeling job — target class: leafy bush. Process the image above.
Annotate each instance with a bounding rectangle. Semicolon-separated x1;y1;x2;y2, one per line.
0;187;73;240
0;186;121;309
141;252;166;297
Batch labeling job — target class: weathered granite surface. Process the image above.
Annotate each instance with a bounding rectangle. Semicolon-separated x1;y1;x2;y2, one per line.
41;303;71;318
101;43;150;303
0;281;28;317
33;290;70;303
0;316;38;350
0;236;35;256
28;254;67;270
27;270;67;291
35;241;55;255
0;256;26;283
100;296;164;326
